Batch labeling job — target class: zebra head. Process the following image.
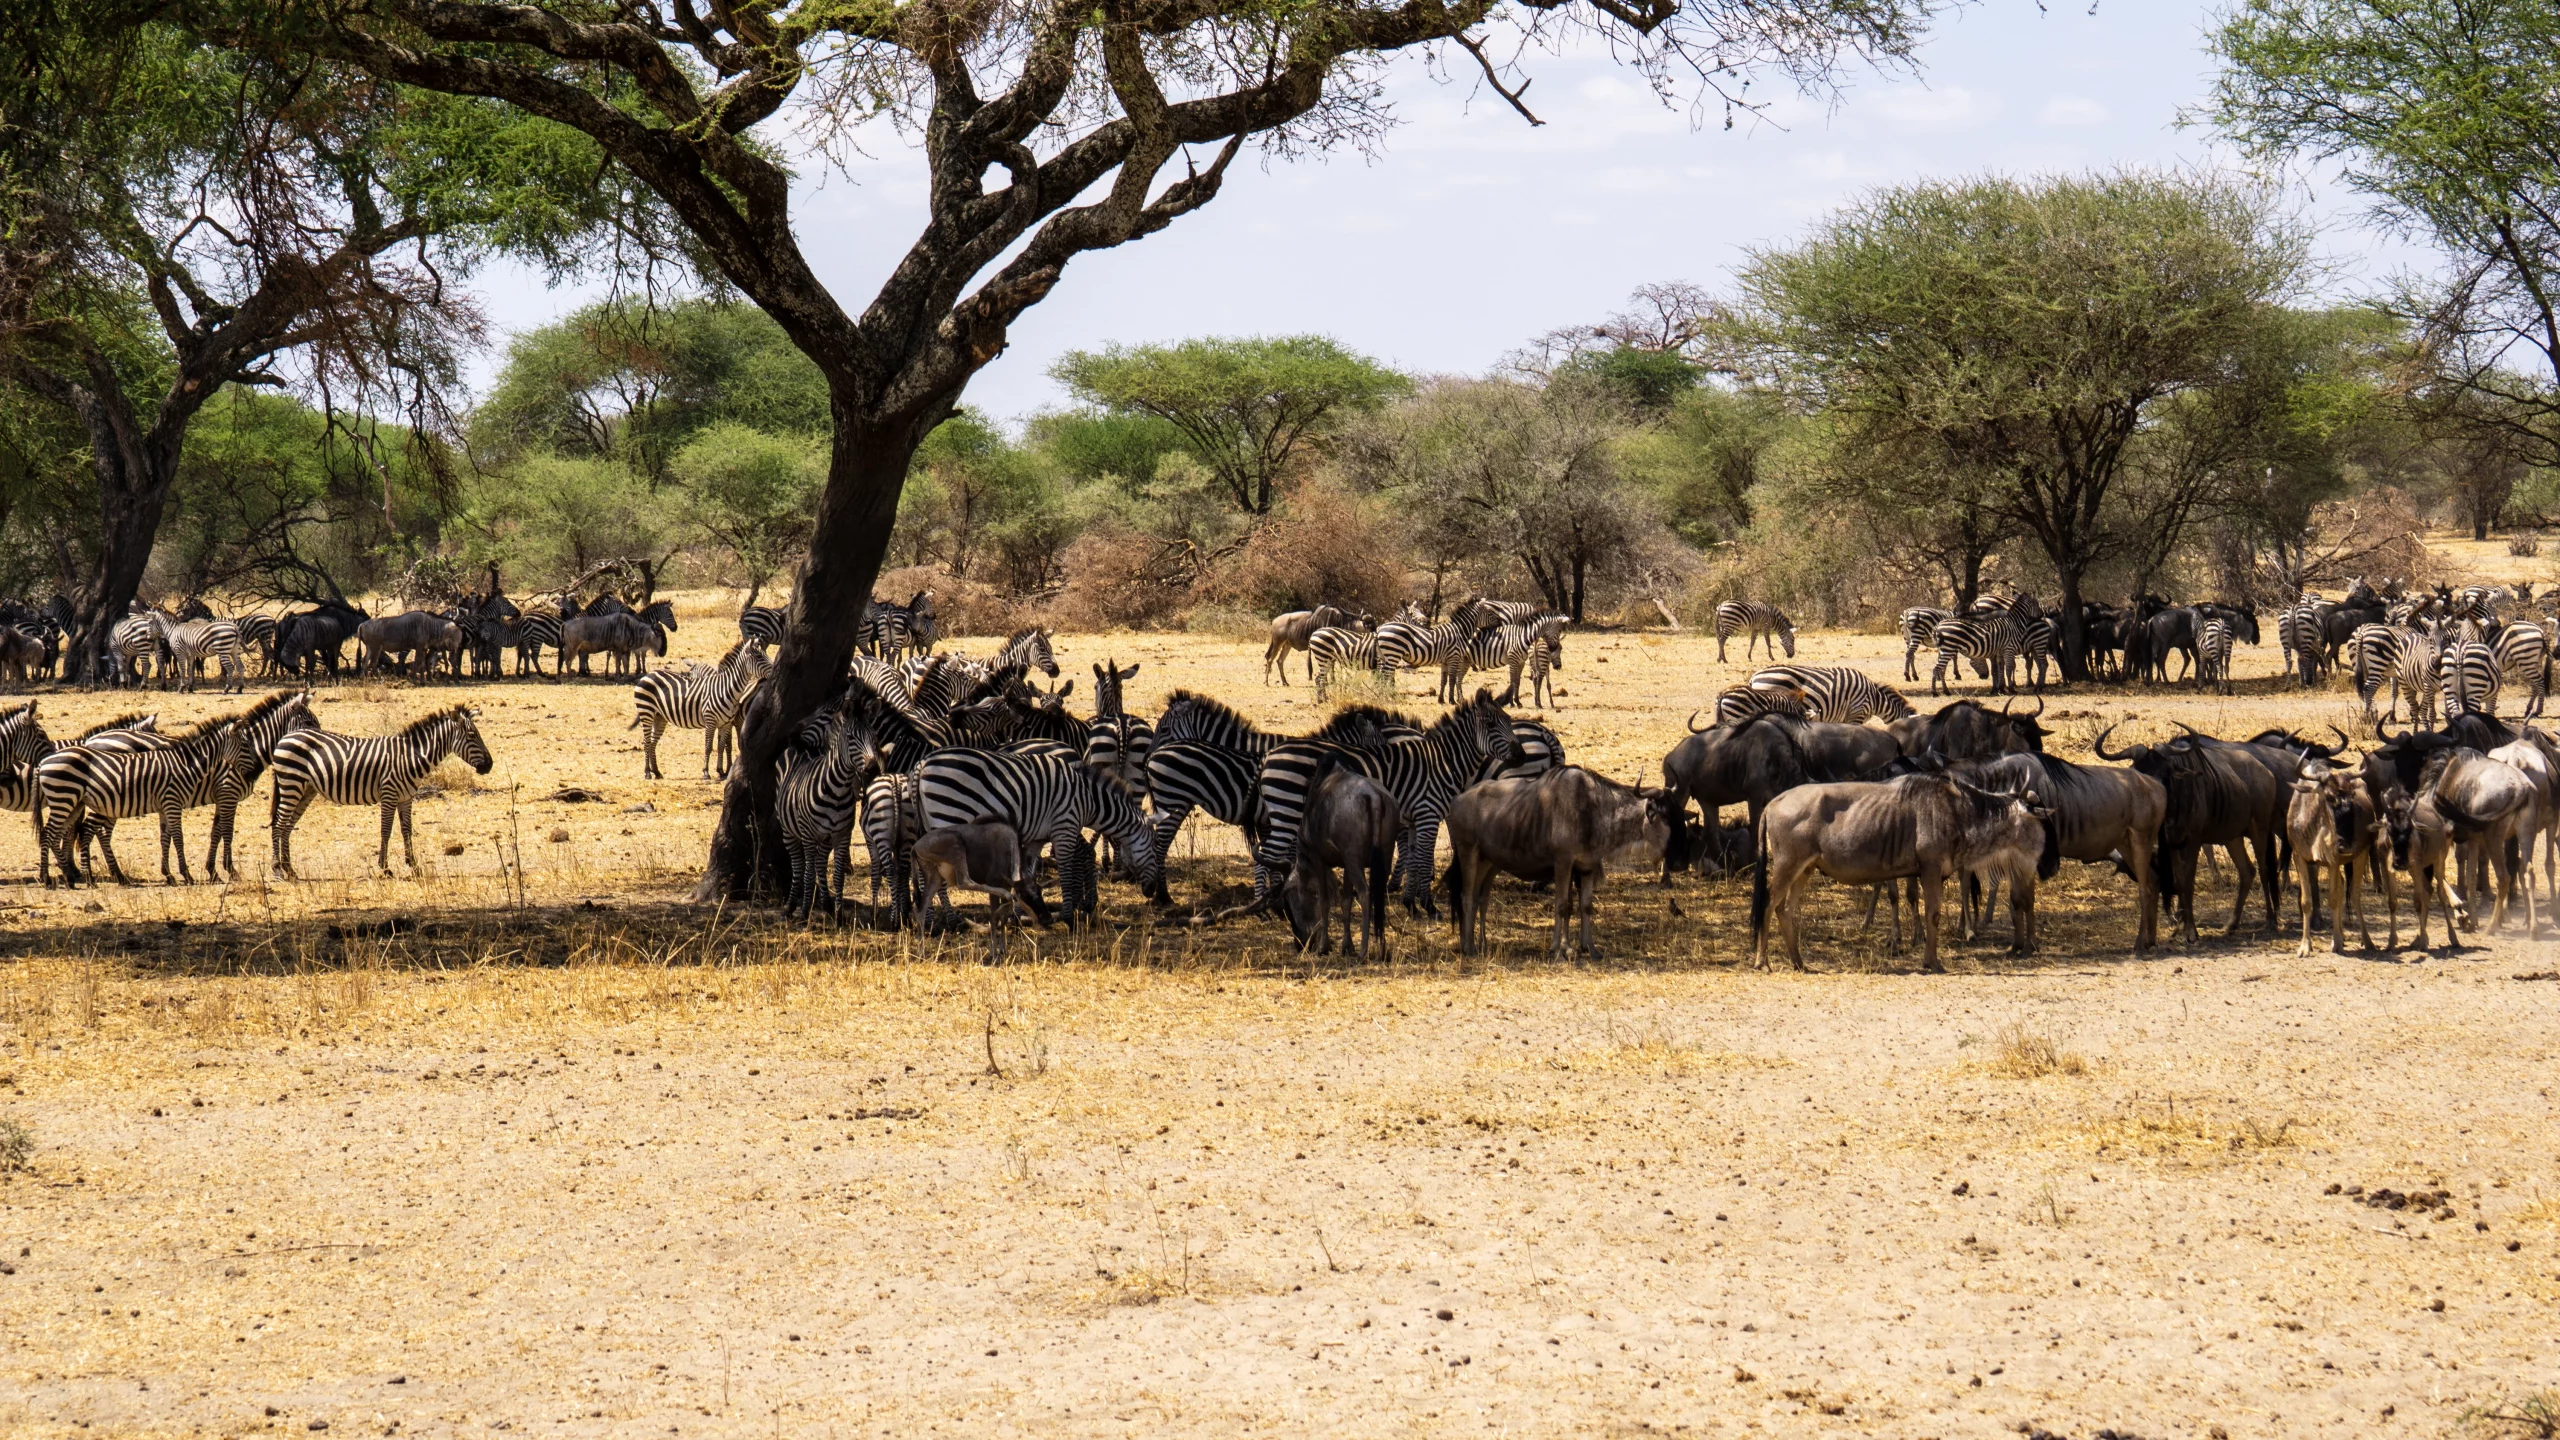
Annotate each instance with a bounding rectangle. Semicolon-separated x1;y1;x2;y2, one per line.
443;706;495;774
1773;610;1797;658
1001;627;1059;677
1465;688;1517;778
1092;659;1140;719
0;700;48;767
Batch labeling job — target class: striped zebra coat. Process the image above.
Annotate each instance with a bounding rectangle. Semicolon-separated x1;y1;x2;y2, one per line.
2491;620;2553;719
1898;608;1949;682
1137;699;1408;903
1249;691;1513;915
1713;601;1795;663
1306;626;1382;702
1084;660;1152;803
108;611;165;687
1929;615;2036;696
860;771;924;926
779;707;877;921
1446;616;1566;709
740;604;787;646
1746;665;1915;724
1521;634;1562;710
512;605;566;677
631;641;771;778
26;714;165;884
1711;682;1809;726
2278;601;2330;686
165;618;245;694
268;706;495;878
36;716;238;887
914;747;1157;926
202;691;320;881
2438;632;2502;717
1373;618;1473;696
2196;618;2234;695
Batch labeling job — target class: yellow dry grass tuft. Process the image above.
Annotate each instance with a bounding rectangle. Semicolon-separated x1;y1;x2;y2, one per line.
2511;1196;2560;1229
1991;1022;2088;1078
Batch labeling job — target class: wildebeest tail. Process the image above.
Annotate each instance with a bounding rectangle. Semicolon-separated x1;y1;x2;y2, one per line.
1747;822;1772;938
1370;842;1393;938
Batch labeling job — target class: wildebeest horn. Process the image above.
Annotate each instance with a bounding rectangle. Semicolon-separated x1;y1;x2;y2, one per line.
2029;695;2046;719
1687;709;1710;734
2092;723;2135;761
2172;720;2204;737
2325;724;2350;752
2376;718;2399;742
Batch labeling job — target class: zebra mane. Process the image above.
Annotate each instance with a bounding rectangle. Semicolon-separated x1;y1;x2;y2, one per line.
399;705;477;739
229;690;302;732
1160;688;1263;738
77;712;154;741
1313;703;1419;742
1003;626;1047;646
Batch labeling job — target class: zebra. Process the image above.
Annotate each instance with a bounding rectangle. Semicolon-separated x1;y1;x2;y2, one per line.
108;610;165;687
2277;601;2329;686
234;615;280;677
2347;623;2403;719
27;714;169;885
1712;682;1809;726
1712;601;1795;663
1898;608;1949;682
2455;585;2504;623
1250;689;1513;915
1373;617;1474;696
268;705;495;878
36;715;238;886
1745;665;1915;724
2491;619;2553;718
913;747;1157;926
1521;633;1562;710
1928;615;2034;695
1084;659;1152;801
859;770;925;926
779;706;877;921
1500;716;1567;778
2196;617;2234;695
740;604;787;647
512;605;566;677
631;640;771;779
165;618;245;694
1445;615;1566;708
2438;631;2501;718
926;628;1059;685
2393;625;2442;726
1140;699;1414;904
860;601;914;661
200;691;319;881
1307;626;1381;702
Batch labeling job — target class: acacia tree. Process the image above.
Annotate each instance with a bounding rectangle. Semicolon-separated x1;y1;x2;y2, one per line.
2208;0;2560;466
1716;173;2309;678
0;14;614;674
1054;336;1408;514
199;0;1947;897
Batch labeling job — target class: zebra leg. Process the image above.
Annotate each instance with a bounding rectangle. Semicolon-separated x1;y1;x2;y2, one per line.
161;800;192;885
702;725;717;780
93;821;131;886
271;792;305;880
1401;817;1443;917
376;801;398;874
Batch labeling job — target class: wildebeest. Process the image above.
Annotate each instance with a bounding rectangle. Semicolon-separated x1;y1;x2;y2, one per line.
0;626;46;686
2287;762;2393;956
1446;766;1671;961
356;611;467;679
912;822;1051;956
1659;713;1899;877
1266;605;1351;686
276;601;369;679
1750;772;2053;972
2096;725;2286;944
1959;750;2166;951
559;612;667;678
1888;699;2047;763
1282;760;1401;959
2397;745;2540;938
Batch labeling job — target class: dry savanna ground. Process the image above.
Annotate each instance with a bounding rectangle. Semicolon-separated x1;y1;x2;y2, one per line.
2;587;2558;1439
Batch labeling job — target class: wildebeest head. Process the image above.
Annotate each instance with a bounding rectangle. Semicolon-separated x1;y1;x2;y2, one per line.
2369;722;2465;798
2246;725;2350;762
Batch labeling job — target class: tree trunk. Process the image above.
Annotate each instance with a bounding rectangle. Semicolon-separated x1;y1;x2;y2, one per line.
1957;549;1984;610
1570;554;1586;624
60;391;184;683
2054;567;2090;683
696;415;932;900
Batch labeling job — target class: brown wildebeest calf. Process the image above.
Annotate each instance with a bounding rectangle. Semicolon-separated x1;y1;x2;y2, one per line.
1281;761;1402;959
1751;773;2052;974
912;822;1051;958
1445;766;1673;961
1264;604;1349;686
2287;762;2393;956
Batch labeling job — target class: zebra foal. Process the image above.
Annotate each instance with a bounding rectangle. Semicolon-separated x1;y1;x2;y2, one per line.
269;706;495;878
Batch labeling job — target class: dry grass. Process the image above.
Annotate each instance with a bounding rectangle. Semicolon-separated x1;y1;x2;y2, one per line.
4;564;2559;1437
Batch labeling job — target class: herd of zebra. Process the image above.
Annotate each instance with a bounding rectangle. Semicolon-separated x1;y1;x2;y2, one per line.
0;693;493;885
1266;600;1567;707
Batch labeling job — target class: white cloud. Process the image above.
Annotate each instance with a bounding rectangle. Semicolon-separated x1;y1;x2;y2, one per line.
1865;84;2002;133
2038;96;2111;127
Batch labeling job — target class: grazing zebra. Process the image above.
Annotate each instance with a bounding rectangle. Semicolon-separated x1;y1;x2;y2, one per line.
2491;620;2553;718
1250;690;1513;915
1712;682;1809;726
1746;665;1915;724
108;611;164;687
779;708;877;921
1712;601;1795;663
740;604;787;646
631;641;771;779
268;706;495;878
1446;615;1566;708
2438;632;2501;717
1307;625;1381;702
1928;615;2034;696
913;748;1157;926
2196;618;2234;695
1373;617;1473;694
165;618;245;694
37;716;238;886
1898;608;1949;682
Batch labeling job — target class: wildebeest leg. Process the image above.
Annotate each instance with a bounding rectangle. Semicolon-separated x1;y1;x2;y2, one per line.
2170;846;2201;945
1917;864;1946;974
2294;848;2317;958
1549;858;1576;961
1576;867;1602;960
2008;865;2035;954
1465;856;1501;960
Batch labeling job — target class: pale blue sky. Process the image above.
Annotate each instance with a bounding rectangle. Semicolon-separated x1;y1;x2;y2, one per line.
468;0;2422;422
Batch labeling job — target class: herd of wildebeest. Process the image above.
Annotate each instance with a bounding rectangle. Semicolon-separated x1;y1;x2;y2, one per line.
4;575;2557;971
